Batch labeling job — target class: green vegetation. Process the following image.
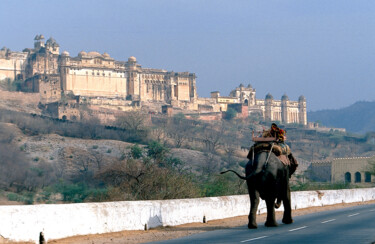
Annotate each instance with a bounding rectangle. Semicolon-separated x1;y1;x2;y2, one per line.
129;144;143;159
7;192;34;204
0;78;23;91
223;108;237;120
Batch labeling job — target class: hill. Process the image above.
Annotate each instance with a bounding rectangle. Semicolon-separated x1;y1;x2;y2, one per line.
308;101;375;134
1;90;375;204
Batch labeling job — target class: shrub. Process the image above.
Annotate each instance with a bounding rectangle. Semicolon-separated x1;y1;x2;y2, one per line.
7;192;20;201
7;192;34;204
53;181;108;203
147;141;169;164
129;144;143;159
20;144;26;151
202;173;247;197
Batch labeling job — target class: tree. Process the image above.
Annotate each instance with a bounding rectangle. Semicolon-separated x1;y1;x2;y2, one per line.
147;140;169;165
201;123;223;152
199;153;221;176
0;125;34;191
167;115;193;148
96;158;200;201
223;108;237;120
116;111;149;142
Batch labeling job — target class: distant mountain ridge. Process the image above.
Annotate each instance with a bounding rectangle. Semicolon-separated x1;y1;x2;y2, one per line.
308;101;375;134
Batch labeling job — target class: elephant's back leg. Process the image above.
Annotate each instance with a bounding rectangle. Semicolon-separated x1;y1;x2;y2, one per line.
264;197;278;227
282;184;293;224
247;184;260;229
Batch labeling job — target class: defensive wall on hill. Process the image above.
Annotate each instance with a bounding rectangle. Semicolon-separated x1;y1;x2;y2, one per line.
1;188;375;243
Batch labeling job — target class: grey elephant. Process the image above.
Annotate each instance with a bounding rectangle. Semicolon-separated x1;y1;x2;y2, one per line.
221;148;293;228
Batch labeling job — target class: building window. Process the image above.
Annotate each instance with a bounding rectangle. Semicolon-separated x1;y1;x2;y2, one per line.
365;172;371;182
345;172;351;183
355;172;361;183
44;91;46;94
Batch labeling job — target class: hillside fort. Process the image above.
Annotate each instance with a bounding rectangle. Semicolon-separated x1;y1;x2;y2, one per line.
0;35;306;124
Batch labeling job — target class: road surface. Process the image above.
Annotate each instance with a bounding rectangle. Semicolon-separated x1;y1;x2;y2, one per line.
152;203;375;244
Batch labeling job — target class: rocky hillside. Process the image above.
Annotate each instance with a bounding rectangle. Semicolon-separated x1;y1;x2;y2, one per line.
1;90;375;174
0;90;41;114
0;122;227;179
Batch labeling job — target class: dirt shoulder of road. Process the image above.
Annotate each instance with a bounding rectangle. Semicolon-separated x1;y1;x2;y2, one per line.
37;200;375;244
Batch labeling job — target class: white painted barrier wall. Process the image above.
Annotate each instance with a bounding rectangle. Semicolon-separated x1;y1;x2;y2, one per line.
1;188;374;243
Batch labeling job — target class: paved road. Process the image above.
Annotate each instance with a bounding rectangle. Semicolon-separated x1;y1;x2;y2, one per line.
152;203;375;244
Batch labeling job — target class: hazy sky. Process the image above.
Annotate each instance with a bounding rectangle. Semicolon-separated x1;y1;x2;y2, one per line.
1;0;374;111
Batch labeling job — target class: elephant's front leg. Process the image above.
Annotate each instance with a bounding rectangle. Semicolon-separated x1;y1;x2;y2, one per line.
282;186;293;224
265;197;278;227
248;189;260;229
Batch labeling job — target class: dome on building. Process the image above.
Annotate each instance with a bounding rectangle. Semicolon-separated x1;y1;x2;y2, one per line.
46;37;56;43
247;84;252;88
61;51;70;56
78;51;87;57
239;83;244;88
39;34;45;40
102;52;110;58
128;56;136;62
87;51;102;57
298;95;306;101
265;93;273;100
46;37;59;47
281;93;289;101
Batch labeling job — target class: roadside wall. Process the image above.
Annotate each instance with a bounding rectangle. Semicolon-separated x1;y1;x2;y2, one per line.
1;188;374;243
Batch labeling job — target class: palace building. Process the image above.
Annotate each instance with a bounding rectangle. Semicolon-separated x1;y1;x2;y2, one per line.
0;35;306;125
211;84;307;125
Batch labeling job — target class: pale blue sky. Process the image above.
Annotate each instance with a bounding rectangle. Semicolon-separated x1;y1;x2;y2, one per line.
1;0;374;111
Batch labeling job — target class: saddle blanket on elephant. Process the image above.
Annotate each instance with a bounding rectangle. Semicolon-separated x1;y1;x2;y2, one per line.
277;154;290;166
247;142;291;159
247;142;298;172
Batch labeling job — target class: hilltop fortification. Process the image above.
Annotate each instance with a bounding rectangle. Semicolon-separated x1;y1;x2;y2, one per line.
0;35;306;125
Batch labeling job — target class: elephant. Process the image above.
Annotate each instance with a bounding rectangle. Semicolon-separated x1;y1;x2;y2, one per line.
221;148;293;228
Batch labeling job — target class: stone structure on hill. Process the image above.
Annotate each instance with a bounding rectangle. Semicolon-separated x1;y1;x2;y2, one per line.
211;84;307;125
308;156;375;183
0;47;28;81
16;35;197;107
0;35;306;125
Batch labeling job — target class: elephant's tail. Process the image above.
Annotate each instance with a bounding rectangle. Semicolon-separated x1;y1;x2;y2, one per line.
220;170;253;180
